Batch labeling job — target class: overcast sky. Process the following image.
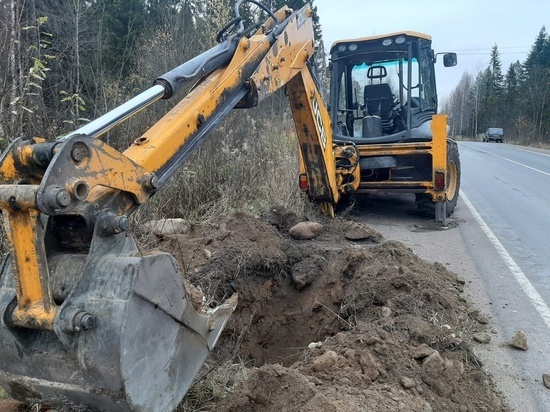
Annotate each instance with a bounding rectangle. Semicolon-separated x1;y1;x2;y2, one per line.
314;0;550;101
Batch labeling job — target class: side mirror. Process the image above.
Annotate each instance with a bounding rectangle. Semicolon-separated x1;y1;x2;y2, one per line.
443;52;457;67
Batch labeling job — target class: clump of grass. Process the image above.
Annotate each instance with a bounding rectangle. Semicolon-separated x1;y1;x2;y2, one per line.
176;359;252;412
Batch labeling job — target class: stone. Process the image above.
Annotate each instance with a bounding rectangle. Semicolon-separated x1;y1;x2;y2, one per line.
308;341;323;350
312;350;338;372
412;343;435;359
365;336;382;345
359;352;380;381
400;376;416;389
302;393;339;412
291;256;324;290
476;315;490;324
289;221;323;240
443;357;464;378
473;333;492;344
422;351;444;378
344;224;382;242
380;306;392;318
143;218;189;236
508;330;528;350
543;374;550;389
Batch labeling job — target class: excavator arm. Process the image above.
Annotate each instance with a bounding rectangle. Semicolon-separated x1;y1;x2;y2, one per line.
0;2;357;411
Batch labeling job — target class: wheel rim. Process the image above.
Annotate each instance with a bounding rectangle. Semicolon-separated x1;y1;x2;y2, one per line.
447;160;458;201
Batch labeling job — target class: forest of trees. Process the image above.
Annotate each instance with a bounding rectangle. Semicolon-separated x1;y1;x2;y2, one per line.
0;0;324;144
3;0;547;221
0;0;325;220
5;0;547;147
443;27;550;144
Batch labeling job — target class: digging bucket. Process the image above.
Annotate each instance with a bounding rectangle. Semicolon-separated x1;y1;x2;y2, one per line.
0;232;236;411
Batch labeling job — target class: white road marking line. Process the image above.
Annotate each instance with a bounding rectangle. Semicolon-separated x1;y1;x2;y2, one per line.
513;146;550;158
460;190;550;329
473;147;550;177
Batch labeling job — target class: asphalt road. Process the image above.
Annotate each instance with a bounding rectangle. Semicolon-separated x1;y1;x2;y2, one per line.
350;141;550;411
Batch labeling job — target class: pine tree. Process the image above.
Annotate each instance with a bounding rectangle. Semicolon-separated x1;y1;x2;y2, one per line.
524;26;548;71
520;27;550;141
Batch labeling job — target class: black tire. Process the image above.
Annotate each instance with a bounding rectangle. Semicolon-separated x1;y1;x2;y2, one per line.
445;139;461;215
415;139;461;217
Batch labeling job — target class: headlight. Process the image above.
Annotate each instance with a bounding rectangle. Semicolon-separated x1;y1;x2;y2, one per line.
382;38;393;46
348;43;358;51
395;36;406;44
337;44;347;52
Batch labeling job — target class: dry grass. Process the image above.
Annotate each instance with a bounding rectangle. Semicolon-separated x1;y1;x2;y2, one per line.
134;97;307;224
175;357;254;412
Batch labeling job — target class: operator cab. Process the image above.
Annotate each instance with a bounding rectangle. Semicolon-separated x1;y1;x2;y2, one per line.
329;32;456;144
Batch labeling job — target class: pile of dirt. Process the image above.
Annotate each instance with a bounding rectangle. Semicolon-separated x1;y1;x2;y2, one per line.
0;207;508;412
149;208;508;412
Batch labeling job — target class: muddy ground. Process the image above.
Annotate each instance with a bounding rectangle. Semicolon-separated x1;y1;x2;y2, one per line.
1;208;508;411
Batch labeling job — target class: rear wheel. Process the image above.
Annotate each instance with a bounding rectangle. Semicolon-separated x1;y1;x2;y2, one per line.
415;139;461;217
445;139;460;215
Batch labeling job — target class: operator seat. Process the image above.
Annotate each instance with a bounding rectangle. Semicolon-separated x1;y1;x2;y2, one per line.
364;83;393;118
362;65;395;135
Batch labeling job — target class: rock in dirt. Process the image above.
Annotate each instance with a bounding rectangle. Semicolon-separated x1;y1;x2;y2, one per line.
400;376;417;389
291;255;325;290
359;352;380;381
312;350;339;372
308;342;323;350
344;223;382;242
473;333;492;344
509;330;528;350
412;343;435;359
143;218;189;236
543;374;550;389
422;350;444;378
289;221;323;240
380;306;392;318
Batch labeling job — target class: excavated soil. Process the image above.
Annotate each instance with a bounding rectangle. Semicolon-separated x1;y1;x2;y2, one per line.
150;208;508;412
2;208;508;411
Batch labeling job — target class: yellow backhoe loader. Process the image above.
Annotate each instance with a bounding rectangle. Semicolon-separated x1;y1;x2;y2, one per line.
0;2;459;411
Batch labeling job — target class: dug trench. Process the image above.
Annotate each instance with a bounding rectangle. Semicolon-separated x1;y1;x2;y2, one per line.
1;208;507;411
148;208;508;412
